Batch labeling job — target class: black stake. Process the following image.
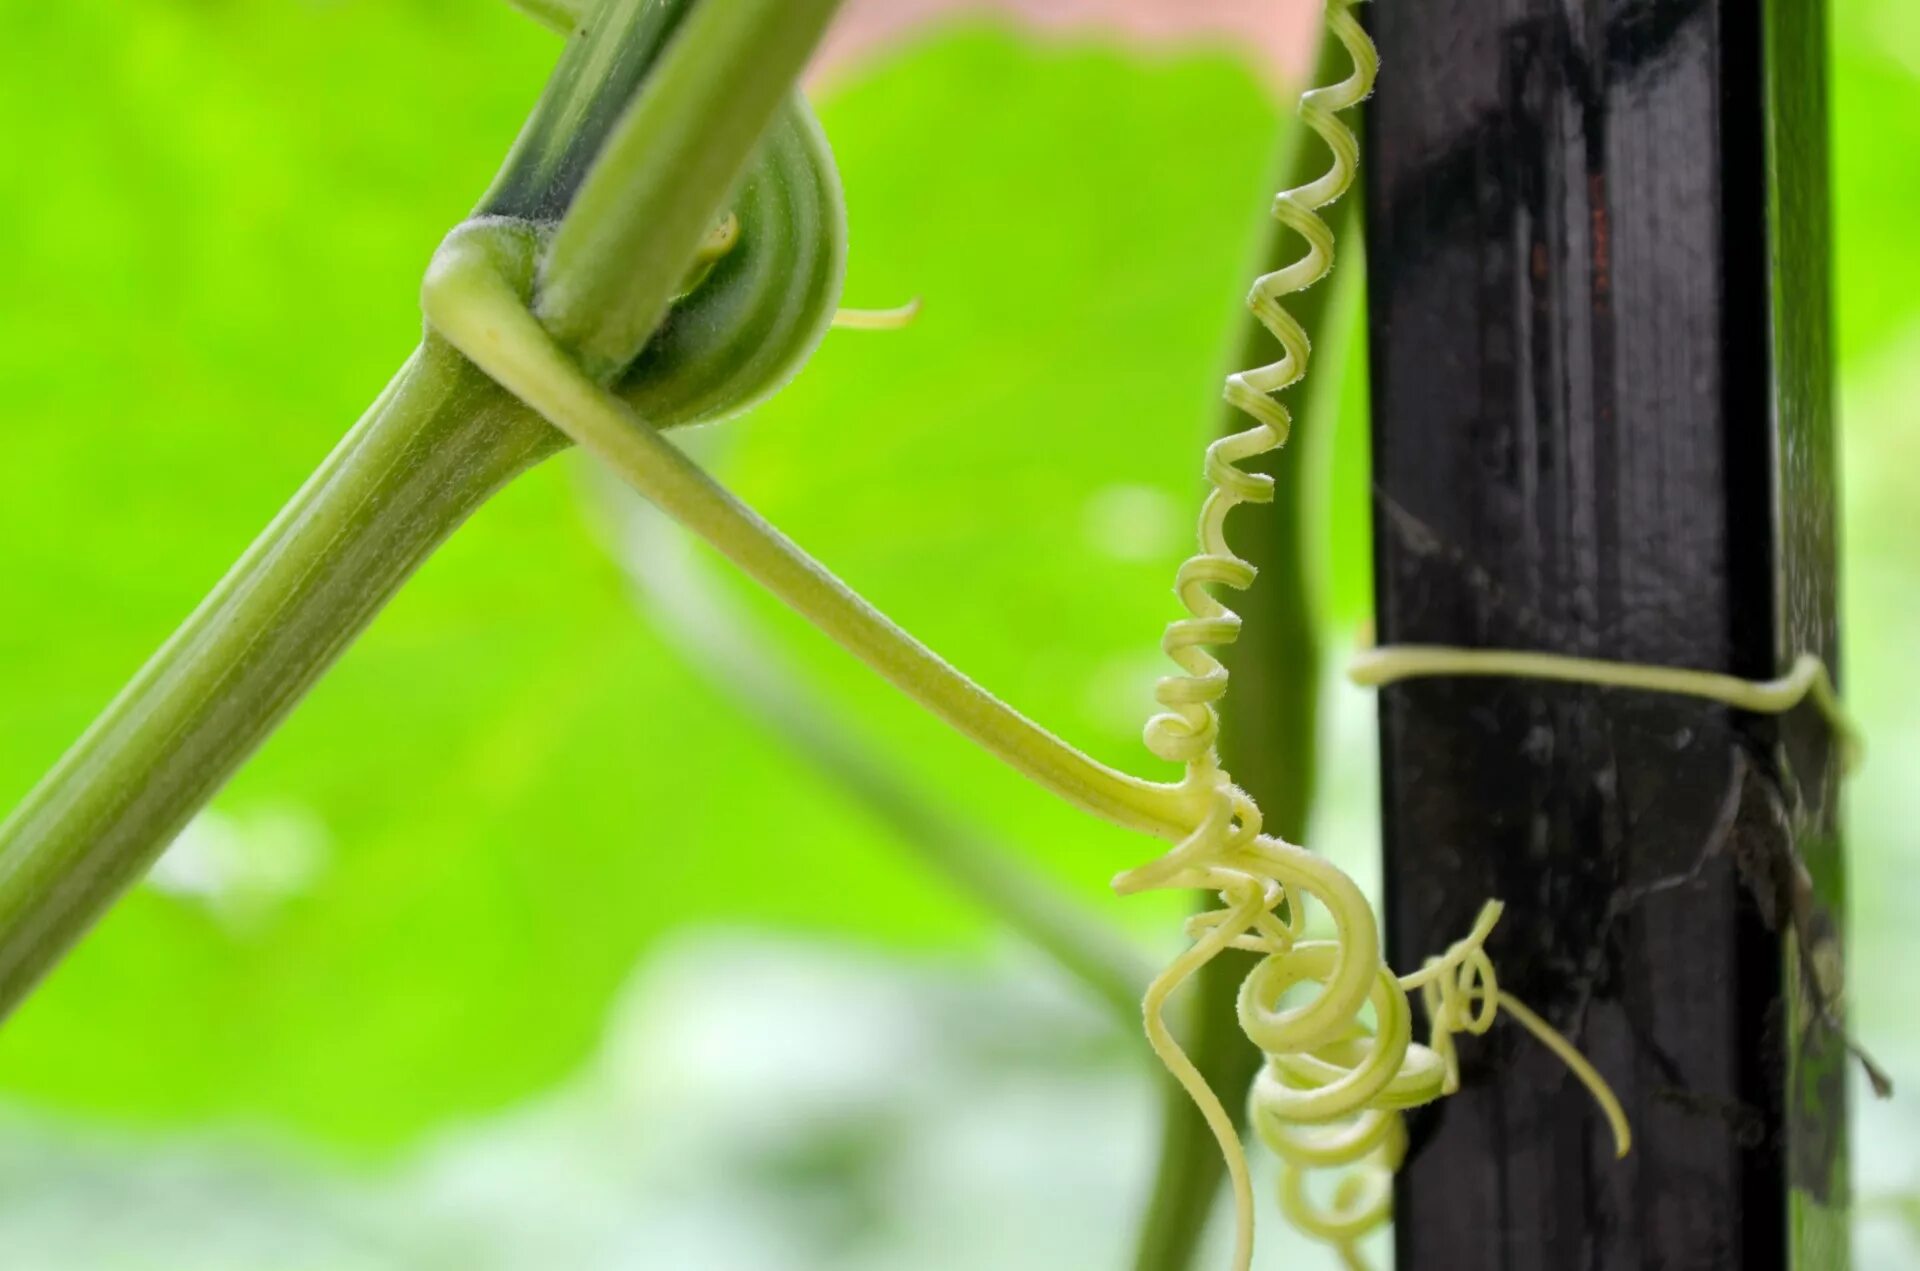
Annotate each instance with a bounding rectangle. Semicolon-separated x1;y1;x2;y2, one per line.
1364;1;1849;1265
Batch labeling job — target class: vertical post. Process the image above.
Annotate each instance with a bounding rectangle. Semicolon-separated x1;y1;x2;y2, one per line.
1363;1;1847;1267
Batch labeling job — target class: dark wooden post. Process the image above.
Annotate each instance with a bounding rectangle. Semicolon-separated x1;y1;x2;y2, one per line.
1364;1;1848;1266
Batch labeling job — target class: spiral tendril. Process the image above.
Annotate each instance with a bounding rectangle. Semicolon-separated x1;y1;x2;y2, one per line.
468;1;1631;1262
1118;6;1628;1268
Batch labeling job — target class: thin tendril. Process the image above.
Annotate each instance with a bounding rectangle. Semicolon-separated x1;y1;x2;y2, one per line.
1117;6;1632;1267
424;8;1656;1265
832;298;923;330
1496;991;1633;1158
1352;645;1859;771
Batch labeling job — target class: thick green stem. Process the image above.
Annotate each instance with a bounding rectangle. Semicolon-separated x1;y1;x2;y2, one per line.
423;235;1197;842
0;0;846;1016
536;0;846;377
0;346;555;1007
1129;61;1364;1267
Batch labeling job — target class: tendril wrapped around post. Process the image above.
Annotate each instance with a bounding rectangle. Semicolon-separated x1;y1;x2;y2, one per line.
1118;6;1627;1269
406;4;1629;1267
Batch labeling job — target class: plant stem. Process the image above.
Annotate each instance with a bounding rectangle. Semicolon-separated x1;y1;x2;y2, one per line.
537;0;847;378
424;239;1199;843
0;0;847;1015
462;3;1201;842
0;346;555;1007
1129;55;1364;1266
593;469;1153;1021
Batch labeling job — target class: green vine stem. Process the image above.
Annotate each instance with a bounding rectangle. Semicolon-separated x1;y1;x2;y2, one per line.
423;229;1204;844
590;465;1153;1022
1129;130;1366;1271
0;0;845;1016
0;350;557;1004
530;0;843;376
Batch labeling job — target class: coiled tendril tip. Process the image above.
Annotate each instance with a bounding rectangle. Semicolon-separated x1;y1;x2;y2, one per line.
1121;5;1629;1267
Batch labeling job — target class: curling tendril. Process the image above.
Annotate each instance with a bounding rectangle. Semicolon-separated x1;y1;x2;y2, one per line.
1116;6;1629;1268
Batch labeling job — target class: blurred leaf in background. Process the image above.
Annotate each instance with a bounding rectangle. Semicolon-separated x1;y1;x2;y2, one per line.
0;0;1918;1267
0;0;1279;1160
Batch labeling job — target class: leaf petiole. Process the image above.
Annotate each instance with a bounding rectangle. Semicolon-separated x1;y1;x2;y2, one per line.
423;227;1206;844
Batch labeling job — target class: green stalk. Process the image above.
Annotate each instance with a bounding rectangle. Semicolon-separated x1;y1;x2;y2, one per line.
0;348;555;1003
0;0;844;1018
535;0;846;377
1129;41;1364;1267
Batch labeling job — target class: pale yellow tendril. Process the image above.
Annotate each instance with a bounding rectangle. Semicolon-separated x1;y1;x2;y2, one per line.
1352;645;1859;772
464;3;1645;1263
1351;640;1867;1134
832;297;924;330
1115;6;1631;1269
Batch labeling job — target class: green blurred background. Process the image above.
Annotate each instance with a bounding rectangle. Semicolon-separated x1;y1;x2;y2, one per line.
0;1;1914;1266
